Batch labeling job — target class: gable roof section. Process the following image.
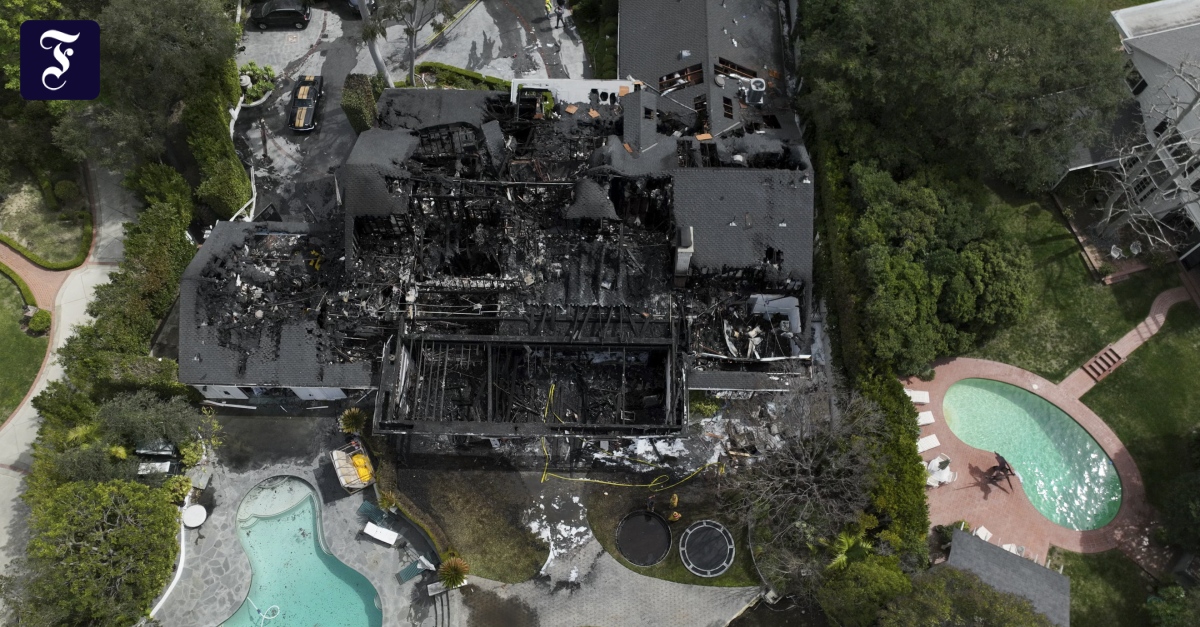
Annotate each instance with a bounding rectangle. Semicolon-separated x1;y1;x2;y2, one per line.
946;530;1070;627
671;168;813;282
1113;0;1200;39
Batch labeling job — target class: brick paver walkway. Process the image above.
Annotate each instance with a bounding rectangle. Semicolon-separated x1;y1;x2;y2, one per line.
1058;286;1192;399
0;244;69;310
904;357;1173;576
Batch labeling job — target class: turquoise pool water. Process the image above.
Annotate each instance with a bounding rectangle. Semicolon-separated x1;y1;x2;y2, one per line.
943;379;1121;530
221;477;382;627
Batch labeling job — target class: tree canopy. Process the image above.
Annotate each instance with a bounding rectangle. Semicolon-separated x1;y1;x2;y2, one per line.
0;481;179;626
849;164;1033;374
800;0;1128;190
818;554;913;627
879;567;1055;627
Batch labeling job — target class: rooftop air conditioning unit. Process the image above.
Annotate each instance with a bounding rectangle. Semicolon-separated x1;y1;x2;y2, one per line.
747;78;766;105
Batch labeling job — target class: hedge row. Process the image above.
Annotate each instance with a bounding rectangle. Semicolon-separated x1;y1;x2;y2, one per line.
184;90;251;218
0;211;93;271
0;261;36;306
813;135;930;564
342;74;378;135
572;0;618;79
413;62;512;91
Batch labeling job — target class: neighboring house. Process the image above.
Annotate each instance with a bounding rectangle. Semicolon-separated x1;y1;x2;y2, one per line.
1067;0;1200;248
947;530;1071;627
178;0;815;437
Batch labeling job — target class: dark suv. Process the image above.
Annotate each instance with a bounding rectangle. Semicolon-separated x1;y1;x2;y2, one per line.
250;0;311;30
288;75;324;132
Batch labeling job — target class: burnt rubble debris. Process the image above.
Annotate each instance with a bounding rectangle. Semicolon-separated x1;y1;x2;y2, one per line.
181;84;815;438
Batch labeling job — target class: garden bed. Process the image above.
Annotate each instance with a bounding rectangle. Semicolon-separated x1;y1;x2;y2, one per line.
0;171;91;267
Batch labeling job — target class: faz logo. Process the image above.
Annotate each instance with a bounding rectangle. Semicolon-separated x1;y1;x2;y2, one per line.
20;20;100;101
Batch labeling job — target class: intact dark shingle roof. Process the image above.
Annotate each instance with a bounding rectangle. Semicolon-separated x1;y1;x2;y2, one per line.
671;168;813;282
688;370;807;391
946;530;1070;627
376;88;496;130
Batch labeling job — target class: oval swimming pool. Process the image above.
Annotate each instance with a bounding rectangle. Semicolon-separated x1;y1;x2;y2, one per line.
942;378;1121;530
221;476;382;627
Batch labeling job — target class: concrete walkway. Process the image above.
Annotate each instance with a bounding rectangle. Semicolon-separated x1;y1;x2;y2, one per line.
905;357;1172;576
1058;286;1193;399
0;164;135;575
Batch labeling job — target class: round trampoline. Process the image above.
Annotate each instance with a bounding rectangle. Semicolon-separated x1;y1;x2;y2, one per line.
615;510;671;566
679;520;735;577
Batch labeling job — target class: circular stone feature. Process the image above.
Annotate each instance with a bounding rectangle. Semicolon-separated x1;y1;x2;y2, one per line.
182;504;208;528
679;520;735;577
615;510;671;566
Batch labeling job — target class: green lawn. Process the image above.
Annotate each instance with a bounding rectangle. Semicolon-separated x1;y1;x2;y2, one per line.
1049;548;1153;627
1082;303;1200;510
0;173;88;265
970;187;1179;382
0;275;47;420
584;474;759;587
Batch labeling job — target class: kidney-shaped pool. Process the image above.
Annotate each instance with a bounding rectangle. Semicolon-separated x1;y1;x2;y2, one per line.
942;378;1121;530
221;476;382;627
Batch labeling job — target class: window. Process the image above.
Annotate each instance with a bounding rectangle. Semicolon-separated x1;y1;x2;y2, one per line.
1165;130;1191;166
722;97;734;119
658;64;703;91
1153;118;1170;137
693;94;707;115
1133;176;1153;198
715;57;757;80
1183;158;1200;180
1193;177;1200;194
644;108;654;120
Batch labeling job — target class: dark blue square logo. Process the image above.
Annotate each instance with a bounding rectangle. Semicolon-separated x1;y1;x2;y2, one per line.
20;20;100;101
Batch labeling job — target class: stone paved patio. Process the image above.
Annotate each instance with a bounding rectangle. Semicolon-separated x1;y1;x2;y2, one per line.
905;357;1172;575
151;432;441;626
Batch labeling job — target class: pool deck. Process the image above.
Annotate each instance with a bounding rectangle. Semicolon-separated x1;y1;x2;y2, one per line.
150;456;439;627
904;357;1172;576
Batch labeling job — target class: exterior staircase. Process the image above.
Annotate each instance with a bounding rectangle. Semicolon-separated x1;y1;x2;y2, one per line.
1083;346;1124;382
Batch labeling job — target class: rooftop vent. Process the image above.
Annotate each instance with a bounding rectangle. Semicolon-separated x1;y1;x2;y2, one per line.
747;78;766;105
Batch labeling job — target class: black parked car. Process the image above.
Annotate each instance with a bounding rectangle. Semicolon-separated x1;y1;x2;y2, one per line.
250;0;311;30
288;75;324;132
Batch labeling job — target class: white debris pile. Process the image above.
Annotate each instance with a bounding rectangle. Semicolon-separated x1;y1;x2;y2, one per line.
525;493;592;575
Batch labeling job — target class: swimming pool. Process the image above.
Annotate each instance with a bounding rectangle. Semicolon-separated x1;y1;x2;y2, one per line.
221;476;382;627
942;379;1121;530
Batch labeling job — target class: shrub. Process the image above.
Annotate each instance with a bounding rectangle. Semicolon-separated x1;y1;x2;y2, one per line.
240;61;276;101
53;179;80;203
0;262;36;306
27;309;51;333
162;475;192;503
572;0;618;78
342;74;377;134
437;556;470;588
412;62;512;91
818;555;911;627
125;163;194;214
35;173;59;212
184;91;251;218
688;391;720;418
340;407;367;434
0;211;92;270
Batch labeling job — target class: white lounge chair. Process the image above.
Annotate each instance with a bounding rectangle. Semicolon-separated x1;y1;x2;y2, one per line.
974;526;992;542
364;521;399;547
927;453;951;472
904;389;930;404
917;434;940;453
917;411;935;426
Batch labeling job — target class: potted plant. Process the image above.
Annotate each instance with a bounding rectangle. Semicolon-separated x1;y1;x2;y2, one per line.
240;61;276;105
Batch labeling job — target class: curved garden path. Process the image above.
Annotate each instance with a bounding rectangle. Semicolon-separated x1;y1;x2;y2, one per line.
0;165;135;577
906;356;1169;575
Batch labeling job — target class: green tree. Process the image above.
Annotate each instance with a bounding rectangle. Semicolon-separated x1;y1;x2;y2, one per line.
0;481;179;626
95;390;217;452
800;0;1128;190
880;568;1054;627
1162;471;1200;553
52;0;237;165
818;554;912;627
0;0;62;90
1148;586;1200;627
372;0;452;86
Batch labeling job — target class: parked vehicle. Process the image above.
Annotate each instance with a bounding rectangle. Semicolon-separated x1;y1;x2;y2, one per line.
250;0;311;30
288;75;324;132
346;0;378;14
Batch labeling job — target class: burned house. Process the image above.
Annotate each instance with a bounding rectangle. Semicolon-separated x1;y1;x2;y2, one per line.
179;5;813;440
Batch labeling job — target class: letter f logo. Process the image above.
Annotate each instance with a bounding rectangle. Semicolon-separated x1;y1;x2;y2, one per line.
21;20;100;100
